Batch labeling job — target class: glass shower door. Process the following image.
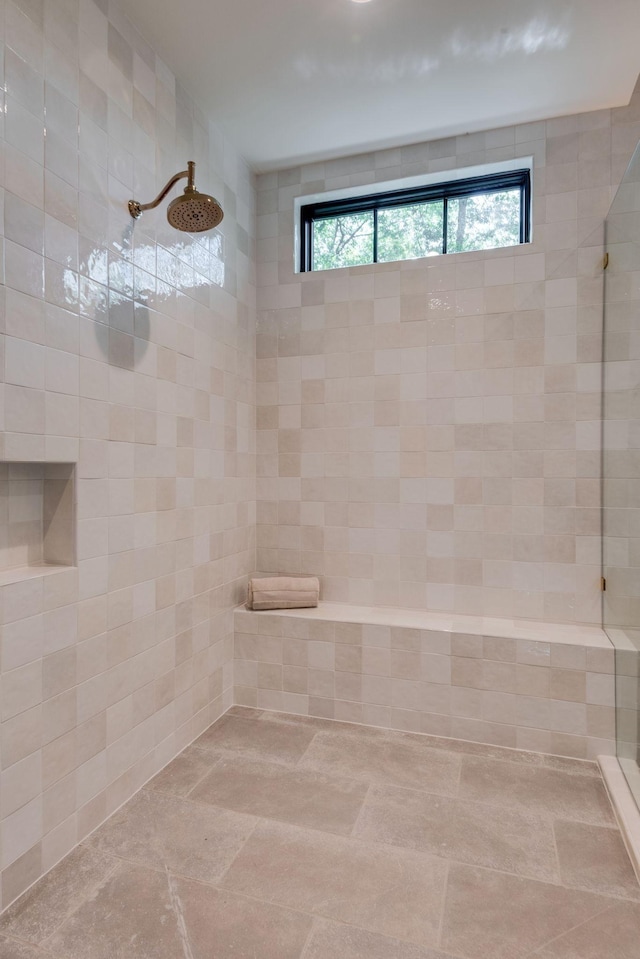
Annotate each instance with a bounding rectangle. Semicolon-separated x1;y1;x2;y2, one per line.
603;140;640;808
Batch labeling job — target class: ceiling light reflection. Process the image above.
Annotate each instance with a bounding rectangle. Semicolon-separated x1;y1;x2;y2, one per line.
450;15;570;61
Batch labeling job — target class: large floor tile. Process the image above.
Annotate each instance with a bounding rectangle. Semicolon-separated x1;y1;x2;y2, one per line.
299;731;461;795
554;820;640;900
47;860;313;959
440;862;613;959
532;900;640;958
221;819;448;945
354;784;559;881
0;847;117;945
262;710;606;786
265;706;604;773
1;706;634;959
85;790;255;883
172;875;313;959
458;756;616;825
302;918;453;959
194;713;317;765
145;745;219;797
0;938;59;958
190;755;367;835
46;862;183;959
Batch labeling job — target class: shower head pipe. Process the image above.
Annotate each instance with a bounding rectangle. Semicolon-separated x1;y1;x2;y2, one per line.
128;161;224;232
128;162;196;220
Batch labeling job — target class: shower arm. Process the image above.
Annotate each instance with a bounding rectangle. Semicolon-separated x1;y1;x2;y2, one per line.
128;161;196;219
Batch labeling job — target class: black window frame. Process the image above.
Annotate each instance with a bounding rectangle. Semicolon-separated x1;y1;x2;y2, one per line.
299;168;531;273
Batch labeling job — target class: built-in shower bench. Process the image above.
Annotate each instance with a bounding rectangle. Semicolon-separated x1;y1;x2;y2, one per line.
233;602;615;761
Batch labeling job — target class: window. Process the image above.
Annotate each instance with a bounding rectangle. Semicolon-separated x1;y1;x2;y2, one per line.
299;168;531;272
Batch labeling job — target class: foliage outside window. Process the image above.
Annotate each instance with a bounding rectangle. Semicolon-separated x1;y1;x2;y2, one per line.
300;170;530;272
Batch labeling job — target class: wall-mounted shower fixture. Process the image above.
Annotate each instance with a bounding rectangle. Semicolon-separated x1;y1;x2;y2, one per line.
128;161;224;232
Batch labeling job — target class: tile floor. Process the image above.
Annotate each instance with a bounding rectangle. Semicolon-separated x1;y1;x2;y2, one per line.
1;707;640;958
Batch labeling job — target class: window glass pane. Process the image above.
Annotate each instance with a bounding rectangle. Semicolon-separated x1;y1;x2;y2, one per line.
312;212;374;271
377;201;444;262
446;188;521;253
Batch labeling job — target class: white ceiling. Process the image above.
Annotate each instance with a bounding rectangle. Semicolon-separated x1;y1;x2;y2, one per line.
127;0;640;171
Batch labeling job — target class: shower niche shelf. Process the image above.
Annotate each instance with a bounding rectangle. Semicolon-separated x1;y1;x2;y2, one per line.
0;462;76;586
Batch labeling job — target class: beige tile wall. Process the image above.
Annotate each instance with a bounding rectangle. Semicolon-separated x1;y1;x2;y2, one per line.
0;464;45;568
0;462;75;574
234;607;616;761
0;0;256;910
255;77;640;626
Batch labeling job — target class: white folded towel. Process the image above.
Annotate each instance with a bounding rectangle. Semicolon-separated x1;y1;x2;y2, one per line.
247;576;320;610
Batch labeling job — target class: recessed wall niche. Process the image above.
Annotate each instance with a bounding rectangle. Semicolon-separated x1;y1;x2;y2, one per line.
0;462;76;584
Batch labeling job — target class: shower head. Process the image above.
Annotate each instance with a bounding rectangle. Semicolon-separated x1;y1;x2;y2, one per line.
128;161;223;233
167;188;223;232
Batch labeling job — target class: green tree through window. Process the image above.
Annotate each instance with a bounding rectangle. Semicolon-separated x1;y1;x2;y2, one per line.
378;202;444;262
447;190;521;254
313;213;374;270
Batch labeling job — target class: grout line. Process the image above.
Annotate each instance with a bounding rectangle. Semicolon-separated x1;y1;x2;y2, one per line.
550;818;563;885
213;814;261;885
182;754;226;799
298;916;320;959
455;751;464;796
165;867;196;959
0;931;73;955
36;853;121;950
348;782;373;838
144;751;224;800
293;727;322;767
520;900;618;959
436;858;451;949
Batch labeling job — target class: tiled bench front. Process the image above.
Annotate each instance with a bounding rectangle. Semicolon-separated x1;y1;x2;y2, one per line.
234;603;615;760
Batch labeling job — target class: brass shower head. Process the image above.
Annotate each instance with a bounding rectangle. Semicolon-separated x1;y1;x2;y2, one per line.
128;161;223;232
